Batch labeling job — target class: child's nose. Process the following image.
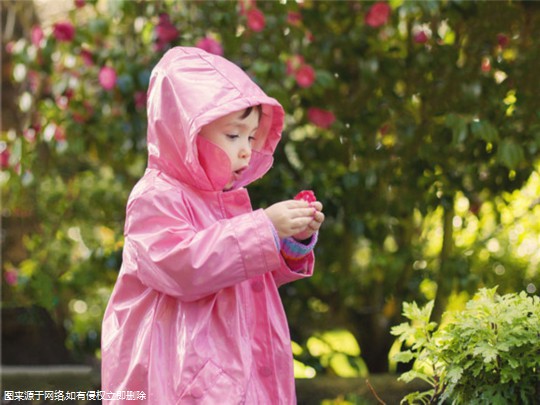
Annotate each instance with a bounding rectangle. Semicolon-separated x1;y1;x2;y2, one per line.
239;143;252;159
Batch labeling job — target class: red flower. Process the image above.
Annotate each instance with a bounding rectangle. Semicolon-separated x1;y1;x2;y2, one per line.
31;26;44;47
134;91;147;110
295;64;316;88
308;107;335;129
413;30;429;44
155;13;179;51
287;11;302;26
497;33;509;48
99;66;117;90
247;8;265;32
365;2;391;28
53;21;76;42
294;190;316;203
0;146;10;169
196;37;224;56
54;126;66;141
80;48;93;66
74;0;86;8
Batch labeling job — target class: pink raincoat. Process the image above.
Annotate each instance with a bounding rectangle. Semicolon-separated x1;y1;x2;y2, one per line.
101;47;315;404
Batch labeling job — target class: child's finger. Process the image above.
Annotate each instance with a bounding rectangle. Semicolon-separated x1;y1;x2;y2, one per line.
311;201;323;211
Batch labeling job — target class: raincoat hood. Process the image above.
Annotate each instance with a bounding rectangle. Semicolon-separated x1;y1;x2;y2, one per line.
146;47;285;191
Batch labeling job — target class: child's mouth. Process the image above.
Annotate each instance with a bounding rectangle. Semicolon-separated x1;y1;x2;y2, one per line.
232;166;247;182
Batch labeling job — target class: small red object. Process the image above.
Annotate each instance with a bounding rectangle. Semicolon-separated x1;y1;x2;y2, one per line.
294;190;316;203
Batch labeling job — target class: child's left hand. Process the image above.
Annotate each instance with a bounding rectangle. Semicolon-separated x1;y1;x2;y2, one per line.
293;201;324;242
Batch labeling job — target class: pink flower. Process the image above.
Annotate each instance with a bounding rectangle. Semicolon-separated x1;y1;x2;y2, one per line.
294;190;316;203
99;66;117;90
308;107;335;129
54;126;66;141
74;0;86;8
247;8;265;32
365;2;391;27
80;48;93;66
0;147;10;169
4;270;18;286
31;26;44;47
53;21;76;42
23;127;37;143
287;12;302;26
413;30;429;44
155;13;178;51
134;91;147;110
295;64;316;88
196;37;224;56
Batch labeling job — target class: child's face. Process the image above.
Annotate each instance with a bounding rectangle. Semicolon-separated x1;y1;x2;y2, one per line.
199;108;260;190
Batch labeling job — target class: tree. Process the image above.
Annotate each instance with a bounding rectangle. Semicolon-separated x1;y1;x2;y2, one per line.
2;0;539;371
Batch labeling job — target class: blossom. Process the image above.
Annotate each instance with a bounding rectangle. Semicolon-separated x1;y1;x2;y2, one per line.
99;66;117;90
295;64;316;88
413;30;429;44
308;107;335;129
247;8;265;32
54;126;66;141
134;91;147;110
74;0;86;8
31;25;44;47
80;48;93;66
4;269;18;286
0;146;10;169
287;11;302;26
53;21;76;42
497;33;509;48
294;190;316;203
196;37;224;56
155;13;179;51
365;2;391;28
23;127;37;143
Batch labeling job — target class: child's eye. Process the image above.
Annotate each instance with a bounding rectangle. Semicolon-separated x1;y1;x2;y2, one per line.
226;134;239;140
249;136;257;143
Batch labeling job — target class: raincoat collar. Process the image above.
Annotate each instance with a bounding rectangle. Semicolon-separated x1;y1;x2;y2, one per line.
145;47;284;192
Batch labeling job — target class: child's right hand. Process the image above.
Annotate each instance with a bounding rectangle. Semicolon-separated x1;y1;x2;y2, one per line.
264;200;315;239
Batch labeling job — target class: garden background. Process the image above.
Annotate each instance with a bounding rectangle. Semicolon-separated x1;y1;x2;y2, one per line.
1;0;539;403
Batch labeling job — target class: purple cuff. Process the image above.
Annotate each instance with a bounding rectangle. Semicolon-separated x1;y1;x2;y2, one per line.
281;232;318;261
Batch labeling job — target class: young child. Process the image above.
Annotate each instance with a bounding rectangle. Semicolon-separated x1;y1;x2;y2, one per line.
101;47;324;404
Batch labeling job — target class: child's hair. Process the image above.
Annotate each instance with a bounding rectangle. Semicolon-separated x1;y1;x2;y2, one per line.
240;105;262;120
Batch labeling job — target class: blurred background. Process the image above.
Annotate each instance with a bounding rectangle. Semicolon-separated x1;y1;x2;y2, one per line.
2;0;539;403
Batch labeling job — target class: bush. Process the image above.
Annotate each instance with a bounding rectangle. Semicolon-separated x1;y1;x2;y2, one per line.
392;287;540;404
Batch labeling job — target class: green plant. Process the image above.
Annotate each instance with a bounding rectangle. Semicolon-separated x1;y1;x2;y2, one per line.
391;287;540;404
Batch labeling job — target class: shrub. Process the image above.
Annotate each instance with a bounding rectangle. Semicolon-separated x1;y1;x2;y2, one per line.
392;287;540;404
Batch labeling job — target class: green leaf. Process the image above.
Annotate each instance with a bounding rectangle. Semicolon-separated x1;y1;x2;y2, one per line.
471;119;499;143
497;139;525;169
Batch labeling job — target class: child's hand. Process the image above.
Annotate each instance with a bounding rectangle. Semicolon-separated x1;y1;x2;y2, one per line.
265;200;316;239
292;201;324;241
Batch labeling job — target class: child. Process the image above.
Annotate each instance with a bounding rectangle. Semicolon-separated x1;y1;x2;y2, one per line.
101;47;324;404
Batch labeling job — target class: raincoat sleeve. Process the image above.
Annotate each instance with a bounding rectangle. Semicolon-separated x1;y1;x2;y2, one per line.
125;188;285;301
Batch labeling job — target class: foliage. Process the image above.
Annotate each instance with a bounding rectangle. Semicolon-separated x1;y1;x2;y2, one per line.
2;0;540;369
294;330;368;378
391;288;540;404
